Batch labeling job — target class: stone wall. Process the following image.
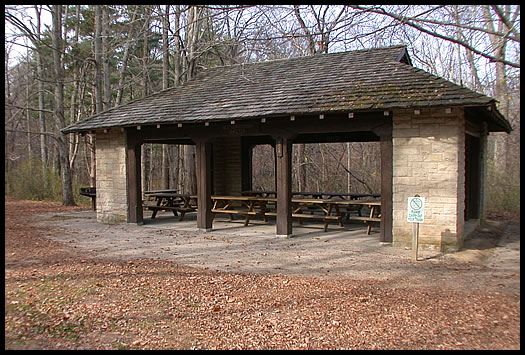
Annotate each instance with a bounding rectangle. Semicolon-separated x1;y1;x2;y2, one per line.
392;107;465;251
95;130;128;223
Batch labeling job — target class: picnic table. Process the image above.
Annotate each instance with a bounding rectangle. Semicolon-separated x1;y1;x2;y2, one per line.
211;195;271;226
242;190;380;200
329;199;381;235
80;187;96;211
144;189;178;195
144;192;197;220
143;192;381;234
212;195;381;234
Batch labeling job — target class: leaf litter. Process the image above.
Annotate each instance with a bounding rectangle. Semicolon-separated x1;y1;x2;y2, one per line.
4;199;520;350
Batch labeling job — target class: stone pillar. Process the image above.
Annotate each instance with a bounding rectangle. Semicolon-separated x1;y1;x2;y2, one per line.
95;129;128;223
392;107;465;252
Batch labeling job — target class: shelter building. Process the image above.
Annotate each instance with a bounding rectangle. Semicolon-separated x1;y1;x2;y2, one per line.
63;45;512;251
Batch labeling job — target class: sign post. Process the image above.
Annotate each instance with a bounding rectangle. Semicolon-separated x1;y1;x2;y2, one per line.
407;195;425;261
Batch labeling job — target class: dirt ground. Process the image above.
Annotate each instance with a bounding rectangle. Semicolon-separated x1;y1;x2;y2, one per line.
4;199;520;350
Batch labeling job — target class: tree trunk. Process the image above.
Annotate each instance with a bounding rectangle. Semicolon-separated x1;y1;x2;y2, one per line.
184;145;197;194
161;5;170;189
141;6;151;98
483;5;510;171
115;7;138;106
173;5;182;87
51;4;76;206
296;143;306;191
34;6;47;180
94;5;104;114
180;6;204;193
102;5;111;111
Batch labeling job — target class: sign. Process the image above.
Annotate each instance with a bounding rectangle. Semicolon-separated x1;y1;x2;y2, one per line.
407;196;425;223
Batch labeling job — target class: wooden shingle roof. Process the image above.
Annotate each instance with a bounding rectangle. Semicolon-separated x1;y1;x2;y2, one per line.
62;45;510;134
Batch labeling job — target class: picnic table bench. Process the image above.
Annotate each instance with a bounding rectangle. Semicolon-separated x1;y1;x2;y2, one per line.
80;187;96;211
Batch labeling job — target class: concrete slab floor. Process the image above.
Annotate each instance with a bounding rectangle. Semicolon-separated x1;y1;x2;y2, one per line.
33;209;448;281
29;208;520;295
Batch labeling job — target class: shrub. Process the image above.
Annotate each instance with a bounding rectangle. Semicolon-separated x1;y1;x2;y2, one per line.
486;160;520;213
5;157;91;206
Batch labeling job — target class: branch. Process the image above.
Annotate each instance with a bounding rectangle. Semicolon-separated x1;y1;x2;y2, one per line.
6;103;55;114
490;5;520;42
324;148;374;193
5;128;59;140
350;5;520;68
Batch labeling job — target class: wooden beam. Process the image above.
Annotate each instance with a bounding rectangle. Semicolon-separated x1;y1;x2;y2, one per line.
275;136;293;237
133;112;388;142
195;139;213;231
379;126;393;243
126;129;143;224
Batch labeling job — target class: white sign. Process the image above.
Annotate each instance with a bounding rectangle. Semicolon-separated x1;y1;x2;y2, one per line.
407;196;425;223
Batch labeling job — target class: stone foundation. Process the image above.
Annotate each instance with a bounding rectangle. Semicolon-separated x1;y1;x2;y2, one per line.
392;107;465;252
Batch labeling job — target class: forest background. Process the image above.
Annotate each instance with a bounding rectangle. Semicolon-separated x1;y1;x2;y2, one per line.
4;5;520;213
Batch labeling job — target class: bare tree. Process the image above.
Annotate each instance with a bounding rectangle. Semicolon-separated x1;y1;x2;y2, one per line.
51;4;75;205
102;5;112;111
33;6;48;180
161;4;170;189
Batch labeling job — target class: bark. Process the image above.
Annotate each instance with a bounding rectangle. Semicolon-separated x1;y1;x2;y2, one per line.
142;6;152;97
181;6;204;193
102;5;111;110
483;5;511;172
161;5;170;189
51;5;75;206
173;5;182;87
94;5;104;114
34;6;47;175
115;7;138;106
186;6;204;81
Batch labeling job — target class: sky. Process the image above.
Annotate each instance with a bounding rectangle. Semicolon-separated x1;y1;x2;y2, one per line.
5;5;53;65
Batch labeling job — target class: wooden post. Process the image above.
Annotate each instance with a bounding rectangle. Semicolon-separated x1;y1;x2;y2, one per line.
196;139;213;231
126;129;143;224
275;136;292;237
412;222;419;261
380;131;393;243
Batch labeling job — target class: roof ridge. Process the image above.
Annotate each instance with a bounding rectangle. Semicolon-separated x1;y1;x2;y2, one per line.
199;44;408;72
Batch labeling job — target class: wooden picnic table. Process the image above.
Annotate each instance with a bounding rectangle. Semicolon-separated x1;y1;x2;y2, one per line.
295;191;381;200
212;195;381;234
242;190;380;200
144;189;178;195
144;192;197;220
211;195;272;226
143;192;381;234
80;187;96;211
328;199;381;235
241;190;276;198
